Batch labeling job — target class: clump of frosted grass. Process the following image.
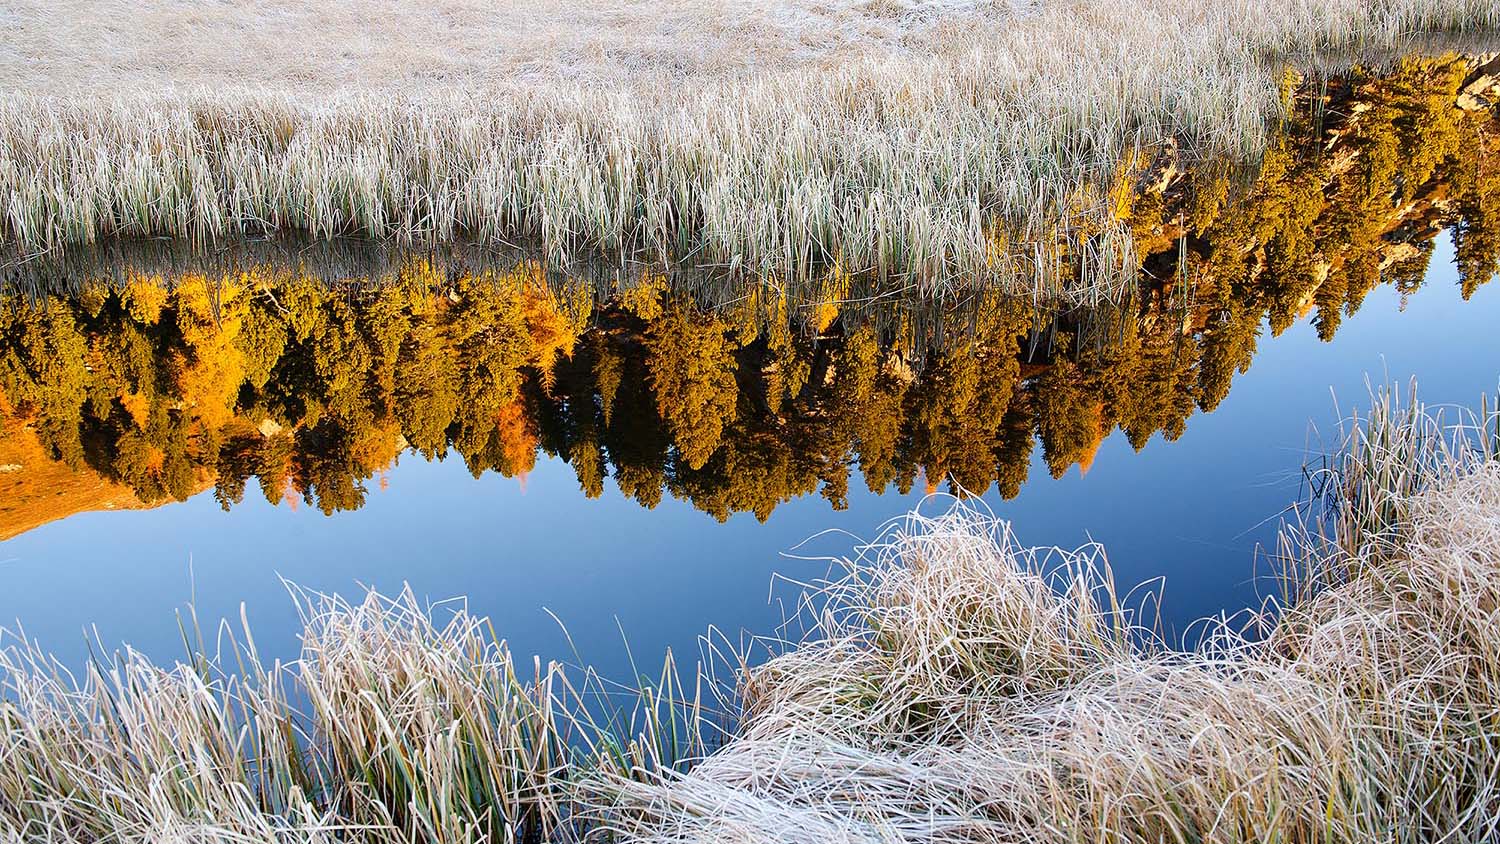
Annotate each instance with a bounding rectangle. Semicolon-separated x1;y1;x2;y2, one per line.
0;587;709;842
1299;380;1500;571
1;0;1496;300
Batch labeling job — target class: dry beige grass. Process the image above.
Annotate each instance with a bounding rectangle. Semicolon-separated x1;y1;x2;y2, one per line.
591;461;1500;842
0;1;1496;298
0;0;1000;96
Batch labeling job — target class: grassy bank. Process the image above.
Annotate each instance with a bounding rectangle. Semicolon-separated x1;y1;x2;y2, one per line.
593;384;1500;842
3;383;1500;841
2;1;1497;298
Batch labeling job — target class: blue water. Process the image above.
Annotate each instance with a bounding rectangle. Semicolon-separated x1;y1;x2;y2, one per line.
1;236;1496;682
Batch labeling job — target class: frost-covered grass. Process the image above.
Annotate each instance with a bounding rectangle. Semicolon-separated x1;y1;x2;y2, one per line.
0;0;1496;299
0;585;712;842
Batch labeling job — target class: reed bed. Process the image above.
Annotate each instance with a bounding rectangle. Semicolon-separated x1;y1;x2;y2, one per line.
3;384;1500;842
2;0;1497;301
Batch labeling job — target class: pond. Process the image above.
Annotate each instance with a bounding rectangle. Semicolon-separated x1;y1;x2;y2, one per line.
1;55;1498;687
0;238;1494;684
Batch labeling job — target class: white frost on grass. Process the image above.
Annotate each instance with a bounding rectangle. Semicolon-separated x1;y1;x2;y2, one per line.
2;0;1009;95
0;1;1496;297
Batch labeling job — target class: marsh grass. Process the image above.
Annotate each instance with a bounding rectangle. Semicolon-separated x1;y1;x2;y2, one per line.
1299;380;1500;570
2;1;1497;301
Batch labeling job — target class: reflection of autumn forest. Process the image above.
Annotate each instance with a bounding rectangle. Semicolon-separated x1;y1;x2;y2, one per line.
1;55;1497;526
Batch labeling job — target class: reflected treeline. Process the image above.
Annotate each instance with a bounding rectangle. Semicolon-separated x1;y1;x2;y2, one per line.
0;54;1496;526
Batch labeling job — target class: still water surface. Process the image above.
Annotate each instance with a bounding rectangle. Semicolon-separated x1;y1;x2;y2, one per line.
0;236;1494;683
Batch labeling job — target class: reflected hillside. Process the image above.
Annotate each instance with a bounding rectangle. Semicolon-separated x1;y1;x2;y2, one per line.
0;55;1496;533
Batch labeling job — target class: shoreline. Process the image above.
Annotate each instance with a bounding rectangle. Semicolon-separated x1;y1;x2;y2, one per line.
3;383;1499;840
